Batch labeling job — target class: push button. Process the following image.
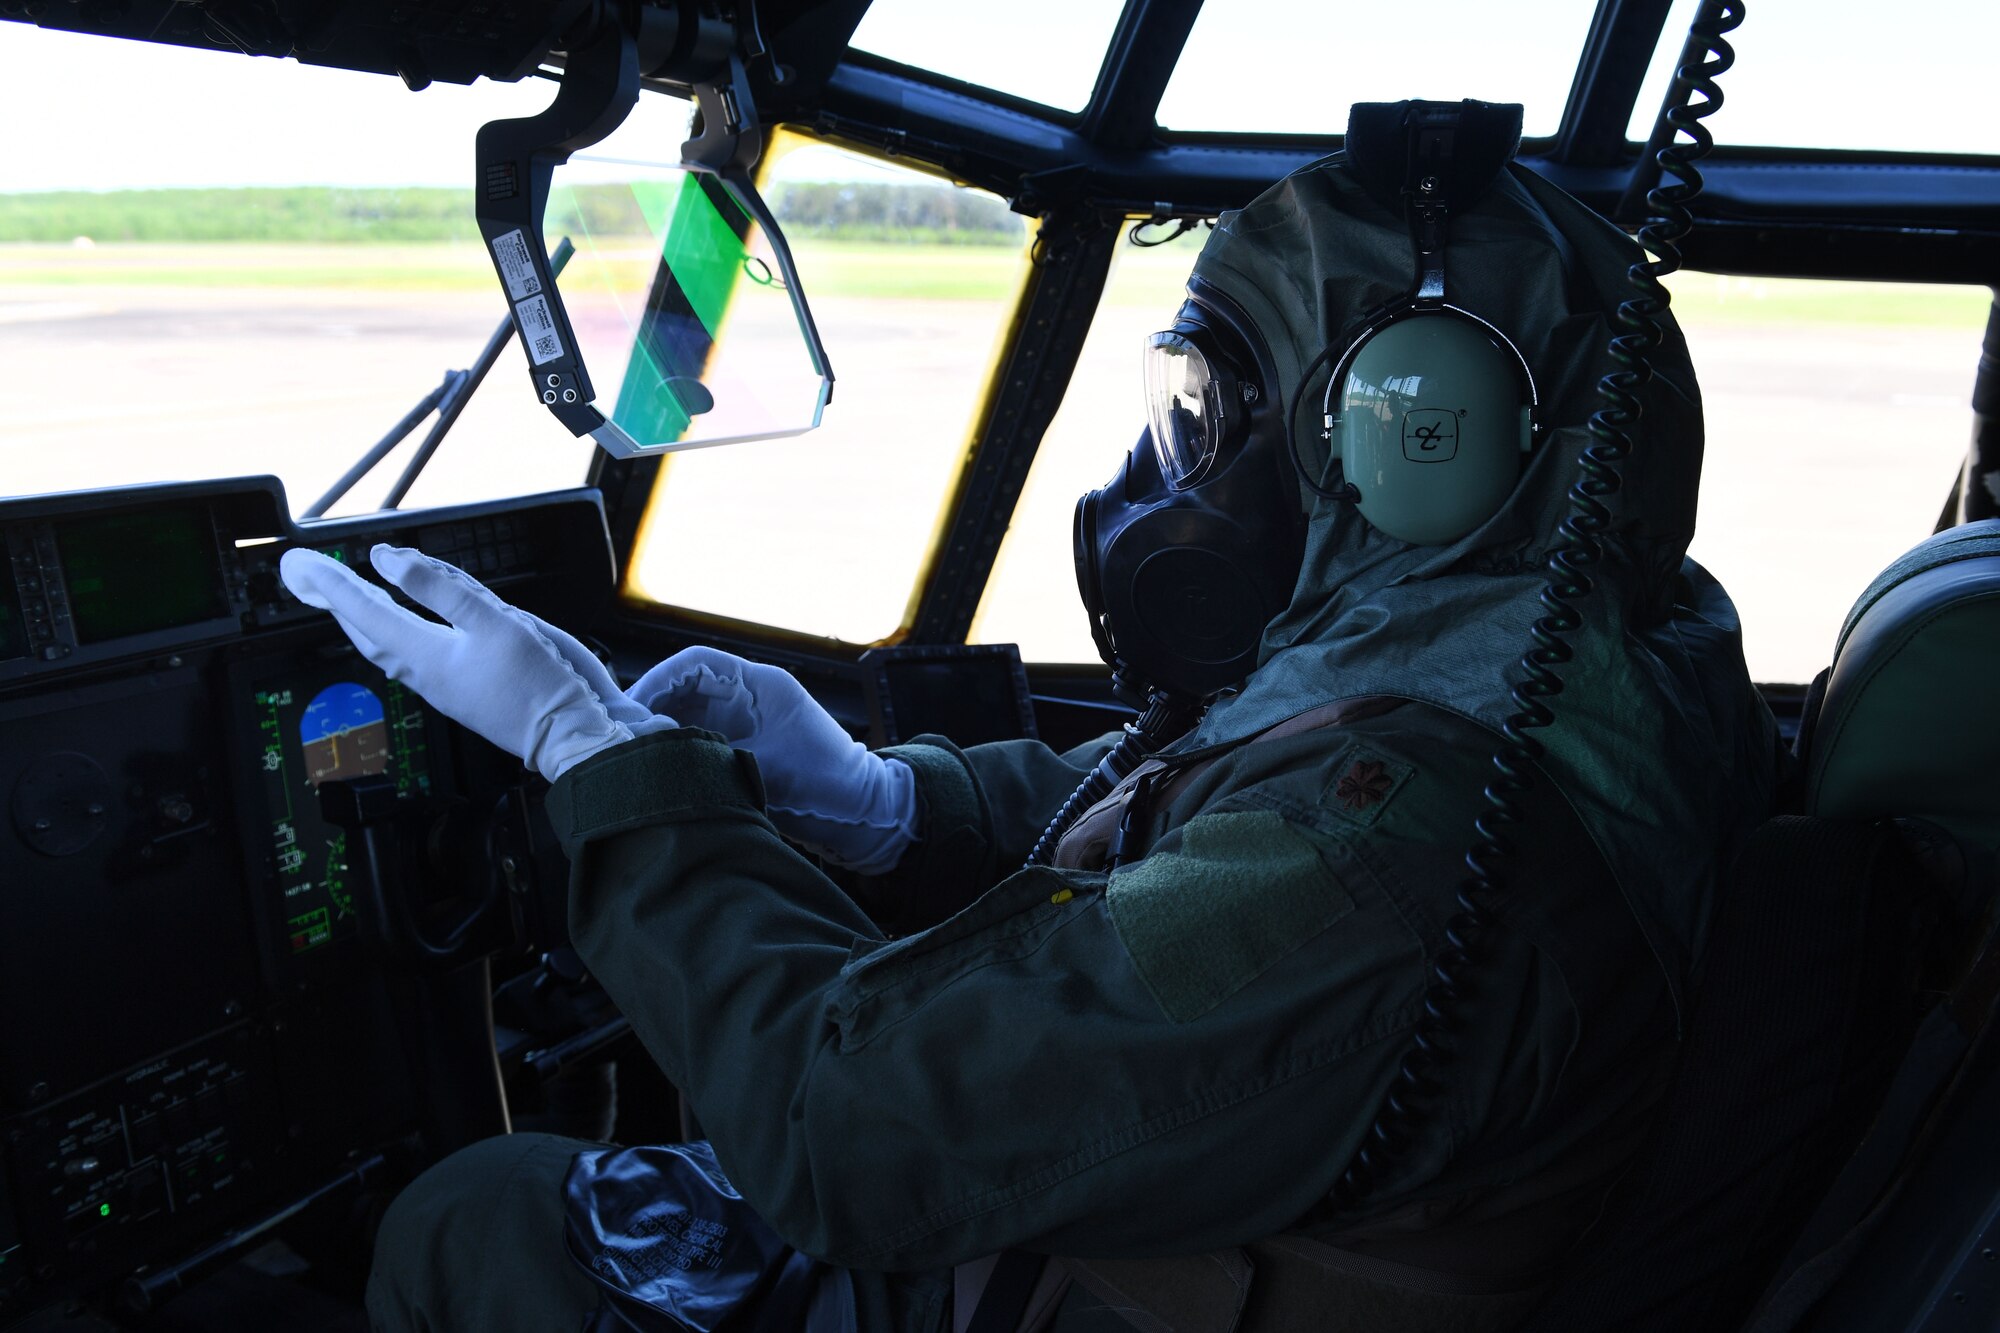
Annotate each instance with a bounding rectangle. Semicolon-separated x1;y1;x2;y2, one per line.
64;1203;111;1239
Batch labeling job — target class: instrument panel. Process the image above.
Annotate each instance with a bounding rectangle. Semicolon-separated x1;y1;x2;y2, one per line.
3;501;234;676
0;476;616;1324
243;663;442;959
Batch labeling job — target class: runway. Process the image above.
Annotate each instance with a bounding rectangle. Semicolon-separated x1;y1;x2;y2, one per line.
0;271;1985;685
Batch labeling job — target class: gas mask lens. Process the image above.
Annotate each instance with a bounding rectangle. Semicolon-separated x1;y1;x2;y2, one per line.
1144;331;1222;489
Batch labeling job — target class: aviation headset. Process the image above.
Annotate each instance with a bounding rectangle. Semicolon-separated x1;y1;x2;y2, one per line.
1295;99;1540;545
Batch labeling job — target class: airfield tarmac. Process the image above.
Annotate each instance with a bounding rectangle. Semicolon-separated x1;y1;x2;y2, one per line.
0;249;1986;685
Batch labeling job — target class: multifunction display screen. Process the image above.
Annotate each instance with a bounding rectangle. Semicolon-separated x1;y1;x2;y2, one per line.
0;562;24;661
248;665;436;955
55;506;227;645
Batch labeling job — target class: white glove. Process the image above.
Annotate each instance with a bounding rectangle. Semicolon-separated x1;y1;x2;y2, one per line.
280;544;673;783
626;646;917;875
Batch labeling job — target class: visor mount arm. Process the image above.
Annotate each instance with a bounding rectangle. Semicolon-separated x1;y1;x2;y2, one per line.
679;54;837;392
681;51;761;176
474;5;641;439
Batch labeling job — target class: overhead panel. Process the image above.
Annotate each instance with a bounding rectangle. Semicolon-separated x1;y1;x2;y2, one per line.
3;0;572;86
1156;0;1601;137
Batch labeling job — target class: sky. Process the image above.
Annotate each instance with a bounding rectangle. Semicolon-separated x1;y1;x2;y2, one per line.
0;0;1993;194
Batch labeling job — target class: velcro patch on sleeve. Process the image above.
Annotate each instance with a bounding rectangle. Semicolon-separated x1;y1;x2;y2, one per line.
1107;811;1354;1024
1322;745;1415;828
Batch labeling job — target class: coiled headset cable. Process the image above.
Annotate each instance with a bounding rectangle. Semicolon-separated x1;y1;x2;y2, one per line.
1024;682;1198;869
1326;1;1745;1208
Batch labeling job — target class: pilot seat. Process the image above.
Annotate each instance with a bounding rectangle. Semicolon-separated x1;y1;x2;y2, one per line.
1516;519;2000;1333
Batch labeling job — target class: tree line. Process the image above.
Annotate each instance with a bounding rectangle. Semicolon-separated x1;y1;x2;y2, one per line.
0;187;479;244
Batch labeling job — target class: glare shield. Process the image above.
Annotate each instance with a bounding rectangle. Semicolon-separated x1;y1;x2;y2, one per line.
1144;331;1221;489
545;159;832;455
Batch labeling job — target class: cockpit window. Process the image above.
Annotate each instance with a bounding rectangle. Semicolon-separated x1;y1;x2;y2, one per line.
979;251;1993;686
1627;0;1999;156
971;222;1207;661
0;27;595;517
1676;274;1990;683
623;133;1030;644
1155;0;1599;137
847;0;1126;113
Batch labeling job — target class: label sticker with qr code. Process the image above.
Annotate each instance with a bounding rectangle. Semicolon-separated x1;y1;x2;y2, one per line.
489;228;542;300
513;294;565;366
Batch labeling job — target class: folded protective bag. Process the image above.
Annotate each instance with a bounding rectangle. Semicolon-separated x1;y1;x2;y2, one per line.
565;1141;857;1332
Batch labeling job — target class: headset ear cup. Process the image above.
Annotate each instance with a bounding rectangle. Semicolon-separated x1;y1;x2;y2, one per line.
1323;308;1536;545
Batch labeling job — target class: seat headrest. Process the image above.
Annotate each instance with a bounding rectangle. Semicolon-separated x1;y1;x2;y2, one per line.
1807;520;2000;854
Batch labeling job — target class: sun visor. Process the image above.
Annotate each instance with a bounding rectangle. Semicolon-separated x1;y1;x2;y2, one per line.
475;25;831;459
546;157;830;454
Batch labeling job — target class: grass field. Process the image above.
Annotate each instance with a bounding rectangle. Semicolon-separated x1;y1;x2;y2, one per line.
0;240;1032;299
0;241;1990;328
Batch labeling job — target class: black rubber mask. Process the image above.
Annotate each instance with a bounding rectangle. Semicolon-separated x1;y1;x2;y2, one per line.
1074;282;1306;702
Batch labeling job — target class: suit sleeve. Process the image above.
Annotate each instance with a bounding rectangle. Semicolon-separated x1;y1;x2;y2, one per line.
544;724;1597;1272
856;732;1120;929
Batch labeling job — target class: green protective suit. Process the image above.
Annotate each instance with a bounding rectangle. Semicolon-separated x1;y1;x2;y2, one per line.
366;153;1782;1332
1186;158;1784;1020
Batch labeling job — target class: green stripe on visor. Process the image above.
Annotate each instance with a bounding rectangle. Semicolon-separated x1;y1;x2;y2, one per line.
546;159;830;452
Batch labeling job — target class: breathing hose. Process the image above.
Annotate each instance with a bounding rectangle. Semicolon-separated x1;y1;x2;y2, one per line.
1328;1;1745;1207
1024;687;1198;869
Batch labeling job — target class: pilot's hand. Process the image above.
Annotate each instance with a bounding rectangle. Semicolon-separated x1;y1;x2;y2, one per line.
279;544;673;783
626;647;917;875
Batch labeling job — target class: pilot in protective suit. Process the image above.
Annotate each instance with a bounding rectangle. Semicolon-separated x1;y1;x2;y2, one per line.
283;101;1783;1332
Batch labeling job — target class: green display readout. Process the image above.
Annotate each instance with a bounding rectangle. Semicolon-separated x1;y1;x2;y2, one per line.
0;564;24;661
252;674;433;956
55;506;227;645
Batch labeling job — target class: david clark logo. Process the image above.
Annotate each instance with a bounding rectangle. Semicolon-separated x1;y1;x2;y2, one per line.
1402;409;1460;462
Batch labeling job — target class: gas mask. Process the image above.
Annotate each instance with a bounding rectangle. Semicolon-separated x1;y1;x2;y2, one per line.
1074;278;1307;703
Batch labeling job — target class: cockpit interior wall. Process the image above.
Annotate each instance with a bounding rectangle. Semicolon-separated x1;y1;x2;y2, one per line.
0;478;615;1313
